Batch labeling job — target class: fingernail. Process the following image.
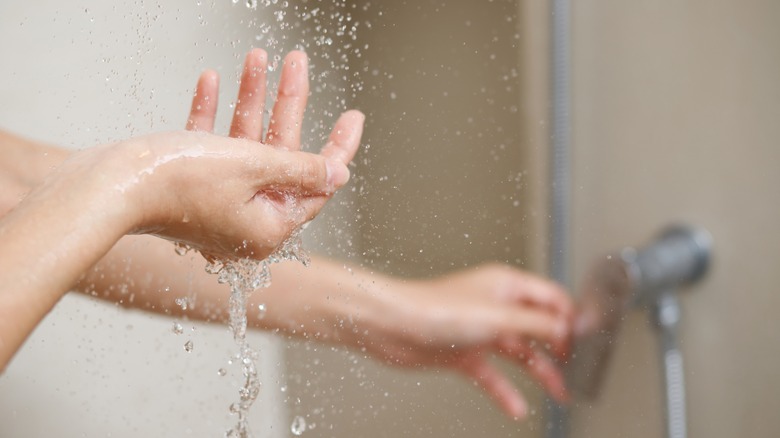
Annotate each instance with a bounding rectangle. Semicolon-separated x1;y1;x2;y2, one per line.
326;159;350;189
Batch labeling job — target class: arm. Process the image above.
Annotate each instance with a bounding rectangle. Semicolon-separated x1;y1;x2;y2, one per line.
75;235;571;419
0;56;363;371
140;49;574;418
0;48;571;419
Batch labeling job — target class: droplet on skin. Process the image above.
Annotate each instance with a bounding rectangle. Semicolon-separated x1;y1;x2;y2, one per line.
174;241;192;256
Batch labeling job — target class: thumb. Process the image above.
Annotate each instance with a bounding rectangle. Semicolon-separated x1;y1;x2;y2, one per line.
263;152;350;194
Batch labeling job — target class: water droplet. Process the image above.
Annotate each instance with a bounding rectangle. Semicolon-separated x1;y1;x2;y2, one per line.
174;241;192;256
291;416;306;436
172;322;184;335
257;303;267;319
218;368;227;377
184;340;194;352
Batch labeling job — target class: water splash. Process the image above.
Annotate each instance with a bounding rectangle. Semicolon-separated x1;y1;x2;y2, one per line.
206;229;309;438
228;0;373;145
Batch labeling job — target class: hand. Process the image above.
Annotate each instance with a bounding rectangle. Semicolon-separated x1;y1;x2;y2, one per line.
0;47;363;370
176;48;364;259
80;130;354;260
187;48;361;167
362;263;573;419
0;48;364;262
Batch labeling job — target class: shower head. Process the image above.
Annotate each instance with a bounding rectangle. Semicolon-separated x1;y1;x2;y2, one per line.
566;225;712;400
623;225;712;306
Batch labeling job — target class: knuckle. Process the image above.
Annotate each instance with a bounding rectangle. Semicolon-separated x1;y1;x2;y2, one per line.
297;157;324;188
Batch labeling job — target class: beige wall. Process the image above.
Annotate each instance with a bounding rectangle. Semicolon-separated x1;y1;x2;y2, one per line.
568;1;780;437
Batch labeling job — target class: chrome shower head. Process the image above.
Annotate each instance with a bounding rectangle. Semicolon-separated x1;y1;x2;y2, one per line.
566;225;712;400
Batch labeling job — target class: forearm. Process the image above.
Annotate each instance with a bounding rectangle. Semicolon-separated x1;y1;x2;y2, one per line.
0;154;131;371
77;234;410;351
1;134;392;350
255;257;411;348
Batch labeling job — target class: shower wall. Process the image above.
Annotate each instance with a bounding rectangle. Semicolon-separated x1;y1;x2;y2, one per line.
567;1;780;437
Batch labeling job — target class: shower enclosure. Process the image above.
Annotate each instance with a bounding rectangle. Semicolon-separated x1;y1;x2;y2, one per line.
1;1;778;437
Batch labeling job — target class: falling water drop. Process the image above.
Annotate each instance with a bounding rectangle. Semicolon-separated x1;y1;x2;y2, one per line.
184;340;194;352
257;303;267;320
172;322;184;335
291;415;307;436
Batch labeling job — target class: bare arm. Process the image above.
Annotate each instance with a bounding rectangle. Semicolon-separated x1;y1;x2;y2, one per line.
76;234;571;419
0;48;571;419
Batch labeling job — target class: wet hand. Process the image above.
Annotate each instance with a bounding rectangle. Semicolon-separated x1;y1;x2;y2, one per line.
112;131;353;260
178;48;364;260
365;263;574;419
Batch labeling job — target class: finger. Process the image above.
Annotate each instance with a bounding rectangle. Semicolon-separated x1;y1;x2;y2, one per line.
499;307;570;358
259;110;363;190
458;356;528;419
262;150;350;195
499;338;570;404
265;50;309;149
230;48;268;141
287;110;363;222
507;275;574;320
186;70;219;132
319;110;365;165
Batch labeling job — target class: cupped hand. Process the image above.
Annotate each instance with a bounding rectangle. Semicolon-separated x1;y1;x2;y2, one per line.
112;131;352;261
173;48;363;260
0;49;363;263
366;263;574;419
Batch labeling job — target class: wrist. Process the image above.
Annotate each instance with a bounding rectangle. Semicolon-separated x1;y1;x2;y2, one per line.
41;142;143;238
0;130;70;187
337;274;423;349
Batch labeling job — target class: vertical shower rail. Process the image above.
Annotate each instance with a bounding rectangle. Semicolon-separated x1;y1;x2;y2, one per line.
546;0;571;437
